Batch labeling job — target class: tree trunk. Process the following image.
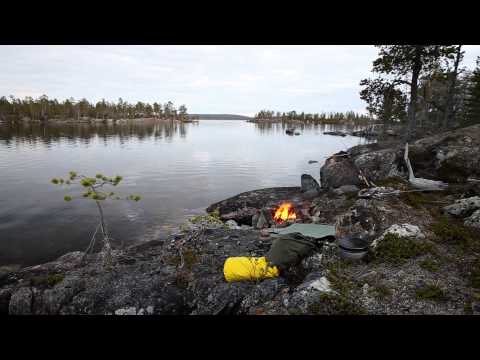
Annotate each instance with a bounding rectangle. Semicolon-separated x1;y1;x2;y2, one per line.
406;47;423;141
443;45;462;128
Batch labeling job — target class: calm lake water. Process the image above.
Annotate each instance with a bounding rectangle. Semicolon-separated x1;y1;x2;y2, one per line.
0;119;370;266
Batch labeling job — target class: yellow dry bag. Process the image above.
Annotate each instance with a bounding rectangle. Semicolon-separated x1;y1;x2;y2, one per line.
223;256;279;282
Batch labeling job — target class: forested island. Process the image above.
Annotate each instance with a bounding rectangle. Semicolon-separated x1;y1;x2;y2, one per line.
252;110;372;125
0;97;190;123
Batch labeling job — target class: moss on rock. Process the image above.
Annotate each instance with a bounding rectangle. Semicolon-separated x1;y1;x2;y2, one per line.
415;283;447;302
374;233;434;265
29;273;65;287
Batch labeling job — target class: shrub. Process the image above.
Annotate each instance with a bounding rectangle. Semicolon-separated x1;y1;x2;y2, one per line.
374;233;433;265
461;259;480;289
431;215;478;251
415;284;447;301
371;284;392;300
419;257;440;272
51;171;142;265
308;293;366;315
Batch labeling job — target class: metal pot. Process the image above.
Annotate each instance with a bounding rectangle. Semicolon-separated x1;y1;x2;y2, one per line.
337;236;370;261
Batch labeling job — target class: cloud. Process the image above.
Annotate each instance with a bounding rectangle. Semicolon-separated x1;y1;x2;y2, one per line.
1;45;479;116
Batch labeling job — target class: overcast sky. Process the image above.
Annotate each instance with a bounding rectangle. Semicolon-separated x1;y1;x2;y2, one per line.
1;45;480;116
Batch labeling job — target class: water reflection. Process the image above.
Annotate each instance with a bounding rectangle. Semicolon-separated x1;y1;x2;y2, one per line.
252;120;366;135
0;119;193;148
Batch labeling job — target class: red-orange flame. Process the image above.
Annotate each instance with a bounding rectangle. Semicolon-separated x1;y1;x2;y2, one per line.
273;202;297;223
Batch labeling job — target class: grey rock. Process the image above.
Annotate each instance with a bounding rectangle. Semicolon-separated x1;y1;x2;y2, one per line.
323;131;347;137
0;288;13;314
225;220;240;229
207;187;304;222
371;223;425;249
287;272;335;313
353;148;405;183
443;196;480;217
465;209;480;228
301;253;323;272
239;278;287;314
335;199;383;244
9;287;33;315
115;307;137;315
320;152;362;189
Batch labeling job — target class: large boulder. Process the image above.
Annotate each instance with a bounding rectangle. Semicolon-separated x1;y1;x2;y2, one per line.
353;148;406;182
320;152;362;189
351;124;480;184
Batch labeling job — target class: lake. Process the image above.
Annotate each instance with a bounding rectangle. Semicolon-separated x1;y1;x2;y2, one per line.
0;119;370;266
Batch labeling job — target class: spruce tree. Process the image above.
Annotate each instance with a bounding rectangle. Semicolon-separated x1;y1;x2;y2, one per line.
464;57;480;125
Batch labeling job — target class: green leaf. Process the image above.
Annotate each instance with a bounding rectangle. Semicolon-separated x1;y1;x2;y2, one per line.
51;178;59;184
113;175;123;185
64;195;73;202
96;173;103;179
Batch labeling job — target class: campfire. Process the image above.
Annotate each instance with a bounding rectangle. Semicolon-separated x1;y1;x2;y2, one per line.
273;202;297;224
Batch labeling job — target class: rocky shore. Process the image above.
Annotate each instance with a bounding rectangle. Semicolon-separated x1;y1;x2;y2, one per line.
2;124;480;315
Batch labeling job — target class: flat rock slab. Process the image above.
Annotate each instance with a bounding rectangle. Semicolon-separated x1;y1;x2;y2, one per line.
268;224;336;239
206;187;308;215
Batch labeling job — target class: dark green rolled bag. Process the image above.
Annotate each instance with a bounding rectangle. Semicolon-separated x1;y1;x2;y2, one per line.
265;232;316;271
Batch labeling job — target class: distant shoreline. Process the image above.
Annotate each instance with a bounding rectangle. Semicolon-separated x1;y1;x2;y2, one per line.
187;114;253;120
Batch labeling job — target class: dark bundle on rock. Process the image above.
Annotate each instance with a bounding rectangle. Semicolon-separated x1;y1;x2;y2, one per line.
252;208;274;229
301;174;321;198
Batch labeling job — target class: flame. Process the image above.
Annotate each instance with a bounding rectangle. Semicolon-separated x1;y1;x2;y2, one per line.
273;202;297;223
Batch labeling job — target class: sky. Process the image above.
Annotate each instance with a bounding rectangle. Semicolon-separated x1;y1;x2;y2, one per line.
1;45;480;117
